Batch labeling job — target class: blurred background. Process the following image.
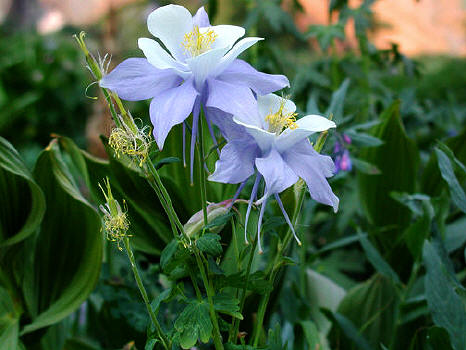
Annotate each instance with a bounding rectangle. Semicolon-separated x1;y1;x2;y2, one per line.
1;2;465;349
0;0;465;167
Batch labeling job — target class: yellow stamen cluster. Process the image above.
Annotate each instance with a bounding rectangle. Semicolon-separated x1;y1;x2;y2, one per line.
182;25;217;57
108;122;151;167
265;98;298;134
99;178;131;251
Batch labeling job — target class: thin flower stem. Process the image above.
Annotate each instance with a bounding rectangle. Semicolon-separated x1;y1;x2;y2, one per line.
229;236;258;343
198;108;209;225
252;186;306;347
123;237;170;350
194;250;224;350
146;161;186;237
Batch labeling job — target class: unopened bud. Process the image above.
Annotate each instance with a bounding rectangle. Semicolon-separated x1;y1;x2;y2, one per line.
184;201;231;237
99;178;131;250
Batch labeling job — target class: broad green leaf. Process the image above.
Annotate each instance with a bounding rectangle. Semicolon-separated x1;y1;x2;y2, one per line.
267;323;285;350
315;234;359;254
422;128;466;196
358;233;400;284
325;78;350;122
0;137;45;247
0;286;20;349
197;233;222;257
145;338;158;350
174;300;212;349
423;241;466;350
300;320;322;350
335;274;398;349
390;192;432;218
351;158;380;175
306;269;346;336
344;130;383;147
408;326;453;350
324;309;374;350
434;147;466;213
445;216;466;253
21;139;102;334
357;101;419;254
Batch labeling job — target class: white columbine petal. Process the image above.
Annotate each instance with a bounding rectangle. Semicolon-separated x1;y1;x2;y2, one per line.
212;37;263;77
147;4;193;62
138;38;189;76
276;115;336;153
257;93;296;129
233;117;275;152
187;46;230;88
209;25;245;50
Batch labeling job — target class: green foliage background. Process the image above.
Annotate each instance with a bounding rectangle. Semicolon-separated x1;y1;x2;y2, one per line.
0;0;465;349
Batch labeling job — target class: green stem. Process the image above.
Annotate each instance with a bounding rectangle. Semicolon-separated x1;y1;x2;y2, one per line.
194;251;224;350
252;186;306;346
197;109;208;225
229;236;258;343
123;237;170;350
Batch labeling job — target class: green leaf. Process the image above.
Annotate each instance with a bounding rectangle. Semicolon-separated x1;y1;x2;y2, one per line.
409;326;453;350
335;274;398;349
434;147;466;213
21;139;103;334
155;156;180;170
218;271;272;295
213;293;243;320
357;101;419;253
300;320;321;350
325;78;350;122
324;309;374;350
445;216;466;253
390;192;432;217
345;130;383;147
150;288;171;316
0;286;20;349
160;240;190;276
197;233;222;257
422;128;466;196
358;233;400;284
423;241;466;350
267;323;285;350
145;338;158;350
351;158;381;175
306;269;346;336
307;23;345;51
174;301;212;349
0;137;45;247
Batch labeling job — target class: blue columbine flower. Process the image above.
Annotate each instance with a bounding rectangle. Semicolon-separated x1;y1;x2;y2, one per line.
100;5;289;178
208;94;339;252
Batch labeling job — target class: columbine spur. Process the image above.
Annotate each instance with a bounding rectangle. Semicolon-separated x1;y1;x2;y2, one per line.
100;4;288;178
208;94;339;252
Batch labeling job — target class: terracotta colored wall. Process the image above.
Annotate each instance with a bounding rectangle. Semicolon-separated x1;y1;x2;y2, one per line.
296;0;466;56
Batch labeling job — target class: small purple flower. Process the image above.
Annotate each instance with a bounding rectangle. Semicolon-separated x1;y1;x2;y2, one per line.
208;94;339;252
335;149;352;172
333;134;352;173
99;5;289;179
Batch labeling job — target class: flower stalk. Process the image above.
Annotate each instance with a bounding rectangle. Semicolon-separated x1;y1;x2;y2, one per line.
123;237;170;350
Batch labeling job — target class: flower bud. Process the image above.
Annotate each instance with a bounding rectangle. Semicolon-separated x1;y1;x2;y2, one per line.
183;201;231;237
99;178;131;250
